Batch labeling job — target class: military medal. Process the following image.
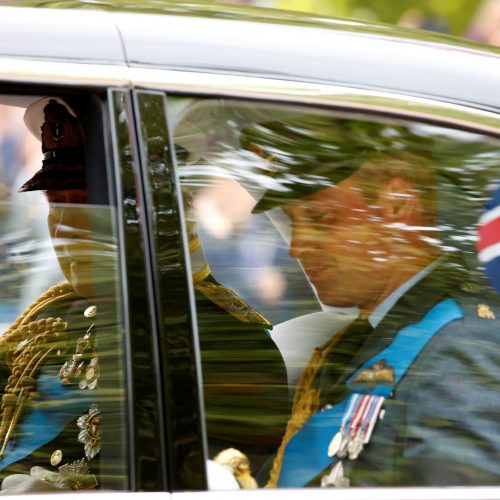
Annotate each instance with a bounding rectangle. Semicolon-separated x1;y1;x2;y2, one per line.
50;449;63;467
77;405;101;460
84;306;97;318
58;459;98;490
361;395;384;445
337;432;350;458
79;357;99;390
327;431;343;458
334;393;385;462
347;435;364;460
329;393;359;458
60;306;98;388
320;461;350;488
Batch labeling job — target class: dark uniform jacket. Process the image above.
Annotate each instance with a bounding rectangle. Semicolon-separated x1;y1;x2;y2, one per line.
277;259;500;487
196;274;289;472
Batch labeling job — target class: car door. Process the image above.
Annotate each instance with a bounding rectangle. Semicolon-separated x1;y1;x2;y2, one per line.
0;61;170;500
130;65;500;500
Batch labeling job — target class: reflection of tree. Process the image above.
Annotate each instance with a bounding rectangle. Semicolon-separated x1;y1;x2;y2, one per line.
276;0;483;37
0;105;60;324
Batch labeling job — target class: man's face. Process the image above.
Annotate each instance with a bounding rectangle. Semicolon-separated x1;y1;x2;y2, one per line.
46;188;117;299
284;175;394;310
46;188;95;298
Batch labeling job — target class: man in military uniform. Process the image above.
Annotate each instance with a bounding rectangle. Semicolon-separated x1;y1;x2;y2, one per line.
243;117;500;488
0;97;115;493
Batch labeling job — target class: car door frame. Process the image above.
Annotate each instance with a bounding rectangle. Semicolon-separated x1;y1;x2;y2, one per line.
129;68;500;498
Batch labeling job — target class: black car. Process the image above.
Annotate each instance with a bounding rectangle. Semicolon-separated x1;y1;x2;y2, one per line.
0;2;500;499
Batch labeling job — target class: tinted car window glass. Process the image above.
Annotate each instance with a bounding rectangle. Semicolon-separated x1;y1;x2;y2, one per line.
170;96;500;489
134;91;206;491
0;97;128;493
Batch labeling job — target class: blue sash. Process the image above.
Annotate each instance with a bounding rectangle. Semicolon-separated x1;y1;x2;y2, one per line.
278;298;464;487
0;370;94;471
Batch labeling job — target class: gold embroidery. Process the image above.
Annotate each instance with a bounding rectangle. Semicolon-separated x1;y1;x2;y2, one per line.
192;263;211;285
189;234;202;254
477;303;495;319
352;360;395;386
0;282;77;459
195;281;271;328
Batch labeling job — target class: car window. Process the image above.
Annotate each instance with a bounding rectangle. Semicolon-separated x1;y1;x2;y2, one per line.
0;96;128;493
169;96;500;490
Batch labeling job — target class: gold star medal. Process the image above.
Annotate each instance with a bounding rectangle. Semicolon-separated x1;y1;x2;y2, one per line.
77;405;101;460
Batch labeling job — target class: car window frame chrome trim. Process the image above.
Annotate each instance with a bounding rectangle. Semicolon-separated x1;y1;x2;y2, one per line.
129;68;500;137
0;58;128;87
1;57;500;135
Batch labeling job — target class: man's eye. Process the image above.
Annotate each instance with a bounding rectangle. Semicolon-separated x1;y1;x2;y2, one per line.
307;212;328;224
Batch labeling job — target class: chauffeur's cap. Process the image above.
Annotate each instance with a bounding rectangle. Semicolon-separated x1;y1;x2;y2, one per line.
20;97;86;192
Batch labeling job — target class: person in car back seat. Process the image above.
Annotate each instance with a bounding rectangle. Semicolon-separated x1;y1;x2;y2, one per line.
0;97;289;493
243;117;500;488
0;97;114;493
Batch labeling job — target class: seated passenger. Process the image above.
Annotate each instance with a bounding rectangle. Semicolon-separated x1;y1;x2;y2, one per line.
243;119;500;488
0;97;116;493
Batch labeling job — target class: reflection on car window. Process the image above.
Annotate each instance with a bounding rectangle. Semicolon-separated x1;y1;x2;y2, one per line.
0;97;127;493
171;97;500;489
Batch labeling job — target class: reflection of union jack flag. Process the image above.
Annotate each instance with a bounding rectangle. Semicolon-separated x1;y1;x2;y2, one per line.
477;190;500;293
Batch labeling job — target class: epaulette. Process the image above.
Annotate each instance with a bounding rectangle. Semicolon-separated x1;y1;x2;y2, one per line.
1;280;76;344
195;280;272;329
0;281;78;459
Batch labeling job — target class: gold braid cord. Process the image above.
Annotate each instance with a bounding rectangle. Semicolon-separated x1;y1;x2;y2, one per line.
0;281;78;459
266;322;355;488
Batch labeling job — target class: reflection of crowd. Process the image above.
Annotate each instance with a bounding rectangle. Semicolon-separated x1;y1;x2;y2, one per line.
466;0;500;46
191;178;320;324
397;0;500;47
0;105;62;327
0;106;30;201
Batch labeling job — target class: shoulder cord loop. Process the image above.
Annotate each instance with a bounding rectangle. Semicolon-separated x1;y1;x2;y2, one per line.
0;281;78;459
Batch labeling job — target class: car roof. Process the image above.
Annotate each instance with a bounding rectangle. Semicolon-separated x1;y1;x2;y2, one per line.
1;2;500;110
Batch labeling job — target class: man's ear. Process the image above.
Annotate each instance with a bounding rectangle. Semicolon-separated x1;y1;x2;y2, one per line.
377;177;419;222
